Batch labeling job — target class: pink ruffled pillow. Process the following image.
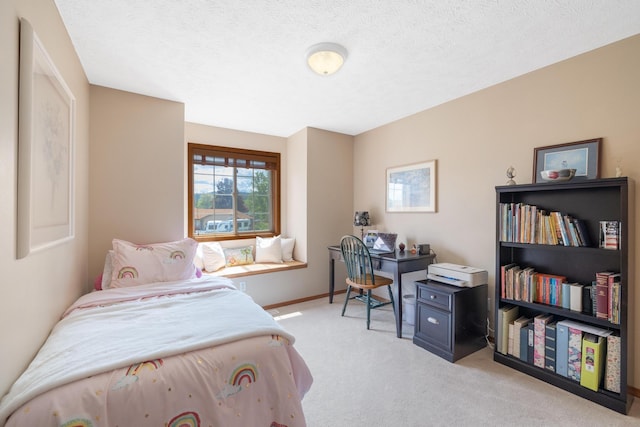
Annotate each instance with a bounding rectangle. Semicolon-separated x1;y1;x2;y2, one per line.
110;238;198;288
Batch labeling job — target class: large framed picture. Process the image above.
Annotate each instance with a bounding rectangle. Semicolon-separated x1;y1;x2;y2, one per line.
533;138;601;183
17;19;75;259
386;160;437;212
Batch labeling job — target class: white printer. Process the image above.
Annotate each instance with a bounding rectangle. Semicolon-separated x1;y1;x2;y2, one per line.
427;263;488;287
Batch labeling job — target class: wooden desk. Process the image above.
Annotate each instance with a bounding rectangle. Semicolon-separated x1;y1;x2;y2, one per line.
328;245;435;338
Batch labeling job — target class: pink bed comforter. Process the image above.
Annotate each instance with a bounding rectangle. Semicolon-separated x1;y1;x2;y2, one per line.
0;277;313;427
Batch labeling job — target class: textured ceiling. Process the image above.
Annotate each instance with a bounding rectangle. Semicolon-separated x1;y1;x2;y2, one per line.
54;0;640;137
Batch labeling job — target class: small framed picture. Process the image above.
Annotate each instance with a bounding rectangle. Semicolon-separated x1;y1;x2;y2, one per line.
386;160;437;212
533;138;601;183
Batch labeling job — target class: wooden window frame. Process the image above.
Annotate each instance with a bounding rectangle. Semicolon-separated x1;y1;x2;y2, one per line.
188;143;281;242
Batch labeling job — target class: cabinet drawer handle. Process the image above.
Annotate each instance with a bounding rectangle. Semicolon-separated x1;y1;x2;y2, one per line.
427;317;439;325
430;295;436;300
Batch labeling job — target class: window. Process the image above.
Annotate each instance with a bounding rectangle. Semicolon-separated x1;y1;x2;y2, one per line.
188;143;280;241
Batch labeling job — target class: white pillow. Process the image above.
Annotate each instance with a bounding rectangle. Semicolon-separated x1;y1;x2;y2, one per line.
255;236;283;263
201;242;226;272
193;243;205;271
101;250;114;290
110;238;197;288
281;237;295;262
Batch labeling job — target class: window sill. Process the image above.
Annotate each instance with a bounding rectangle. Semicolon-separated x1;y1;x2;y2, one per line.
203;260;307;278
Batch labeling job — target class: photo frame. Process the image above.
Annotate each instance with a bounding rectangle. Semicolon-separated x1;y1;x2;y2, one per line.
17;19;75;259
533;138;601;183
386;160;437;212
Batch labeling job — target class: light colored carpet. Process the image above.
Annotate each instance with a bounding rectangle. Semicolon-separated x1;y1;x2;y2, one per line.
274;294;640;427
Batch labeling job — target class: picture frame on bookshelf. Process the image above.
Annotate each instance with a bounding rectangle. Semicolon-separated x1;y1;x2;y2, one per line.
386;160;437;212
533;138;601;183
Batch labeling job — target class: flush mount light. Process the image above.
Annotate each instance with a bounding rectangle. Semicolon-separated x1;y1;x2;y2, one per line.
306;42;348;76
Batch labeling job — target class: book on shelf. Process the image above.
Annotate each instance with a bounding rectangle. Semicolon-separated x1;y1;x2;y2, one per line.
511;316;531;359
498;203;591;247
572;218;592;247
599;220;620;250
544;322;557;372
610;281;621;324
567;326;583;381
500;263;517;299
607;273;621;324
555;321;570;377
527;323;535;364
498;305;519;355
580;333;606;392
551;212;568;246
555;319;612;337
568;282;583;312
533;314;553;368
565;216;581;247
535;273;566;306
561;282;571;310
595;272;613;320
595;271;621;323
519;323;530;363
508;323;515;356
605;335;621;393
582;284;594;316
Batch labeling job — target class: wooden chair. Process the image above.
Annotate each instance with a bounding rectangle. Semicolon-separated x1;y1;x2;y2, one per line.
340;235;396;329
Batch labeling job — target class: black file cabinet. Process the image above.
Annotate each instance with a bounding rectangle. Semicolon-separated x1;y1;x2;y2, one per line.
413;279;487;362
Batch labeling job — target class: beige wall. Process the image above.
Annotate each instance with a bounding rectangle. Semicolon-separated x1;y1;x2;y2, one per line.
185;124;354;306
354;34;640;387
0;0;90;396
88;86;185;279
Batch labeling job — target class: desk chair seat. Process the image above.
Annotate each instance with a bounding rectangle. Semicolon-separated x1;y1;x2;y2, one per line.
340;235;396;329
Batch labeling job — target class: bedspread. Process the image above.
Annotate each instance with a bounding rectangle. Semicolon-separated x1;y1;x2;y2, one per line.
0;276;313;427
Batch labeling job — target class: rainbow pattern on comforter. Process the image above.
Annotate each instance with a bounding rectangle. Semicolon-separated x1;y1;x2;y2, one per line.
8;335;307;426
0;277;312;427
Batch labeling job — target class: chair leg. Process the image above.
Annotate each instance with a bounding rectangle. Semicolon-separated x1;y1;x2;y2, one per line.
387;286;396;316
341;286;352;316
366;290;372;329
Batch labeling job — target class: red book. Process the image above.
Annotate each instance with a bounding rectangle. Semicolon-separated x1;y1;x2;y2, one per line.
595;272;614;319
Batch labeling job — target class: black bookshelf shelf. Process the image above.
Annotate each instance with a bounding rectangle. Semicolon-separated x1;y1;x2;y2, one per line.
494;177;632;414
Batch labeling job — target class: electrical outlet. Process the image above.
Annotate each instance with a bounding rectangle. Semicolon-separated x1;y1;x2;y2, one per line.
239;281;247;292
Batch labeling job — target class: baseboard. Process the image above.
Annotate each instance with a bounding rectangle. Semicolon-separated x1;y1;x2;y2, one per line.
629;386;640;398
262;289;346;311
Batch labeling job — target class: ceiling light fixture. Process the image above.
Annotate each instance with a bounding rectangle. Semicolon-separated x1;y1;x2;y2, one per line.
306;42;348;76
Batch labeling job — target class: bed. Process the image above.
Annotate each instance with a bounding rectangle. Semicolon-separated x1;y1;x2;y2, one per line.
0;238;313;427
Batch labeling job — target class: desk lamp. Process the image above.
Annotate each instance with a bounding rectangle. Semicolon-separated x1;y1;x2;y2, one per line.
353;211;370;240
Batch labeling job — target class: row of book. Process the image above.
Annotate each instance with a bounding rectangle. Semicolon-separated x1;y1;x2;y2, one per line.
498;306;621;393
499;203;592;246
500;263;622;325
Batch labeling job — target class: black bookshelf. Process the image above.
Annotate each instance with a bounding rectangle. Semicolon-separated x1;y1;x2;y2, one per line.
494;177;632;414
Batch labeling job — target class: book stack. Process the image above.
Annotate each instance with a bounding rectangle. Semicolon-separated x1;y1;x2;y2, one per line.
500;264;623;322
520;318;617;393
599;220;620;250
500;263;562;305
499;203;592;246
